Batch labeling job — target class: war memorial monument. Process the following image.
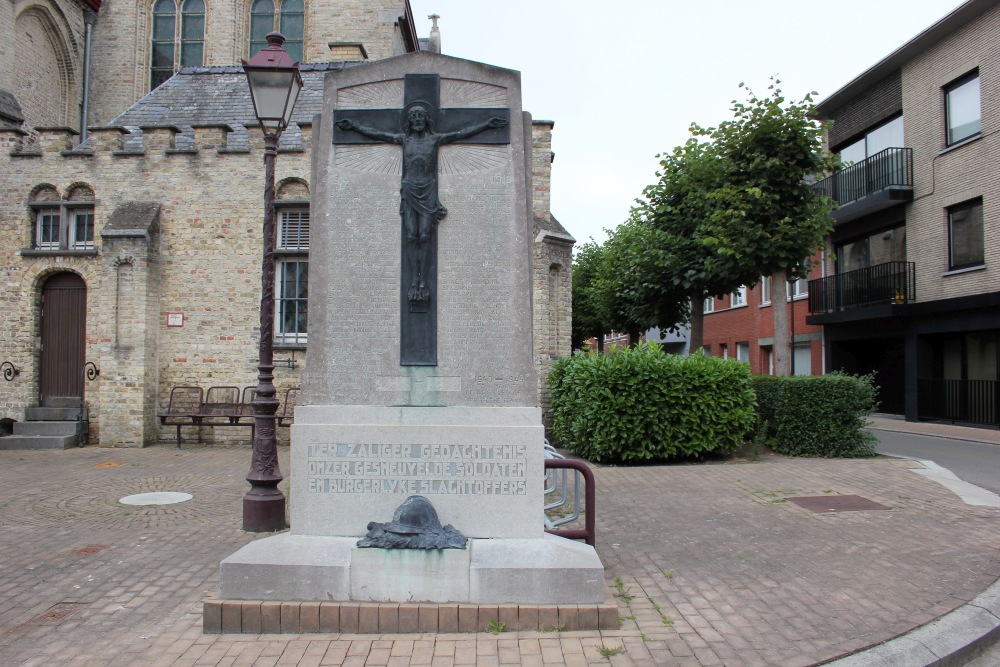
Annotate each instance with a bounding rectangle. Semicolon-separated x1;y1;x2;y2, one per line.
216;52;607;629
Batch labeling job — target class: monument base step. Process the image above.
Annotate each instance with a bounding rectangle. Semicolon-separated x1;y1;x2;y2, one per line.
203;588;619;634
220;533;606;605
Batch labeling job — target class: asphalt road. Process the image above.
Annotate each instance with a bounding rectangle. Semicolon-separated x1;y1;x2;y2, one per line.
873;429;1000;495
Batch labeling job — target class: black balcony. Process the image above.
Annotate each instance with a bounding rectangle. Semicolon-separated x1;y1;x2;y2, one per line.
813;147;913;224
918;378;1000;427
807;261;915;322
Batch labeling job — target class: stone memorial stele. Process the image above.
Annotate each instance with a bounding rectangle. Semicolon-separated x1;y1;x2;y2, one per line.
220;52;604;606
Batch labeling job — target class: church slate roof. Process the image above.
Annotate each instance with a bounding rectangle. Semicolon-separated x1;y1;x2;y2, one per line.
104;62;359;151
0;88;25;125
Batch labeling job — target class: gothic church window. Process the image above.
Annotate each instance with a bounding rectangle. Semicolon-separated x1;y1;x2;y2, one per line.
250;0;304;63
151;0;206;91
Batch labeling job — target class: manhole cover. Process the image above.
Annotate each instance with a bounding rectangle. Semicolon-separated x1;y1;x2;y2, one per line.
95;461;123;468
786;495;890;513
119;492;193;506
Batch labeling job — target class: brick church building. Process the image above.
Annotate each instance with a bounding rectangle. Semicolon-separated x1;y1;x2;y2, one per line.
0;0;574;447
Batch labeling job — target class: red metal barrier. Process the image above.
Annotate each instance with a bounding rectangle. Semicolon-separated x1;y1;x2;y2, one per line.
543;458;596;547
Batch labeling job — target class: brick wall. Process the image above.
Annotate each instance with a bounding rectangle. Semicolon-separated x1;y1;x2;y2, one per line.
827;72;902;150
0;117;571;447
901;3;1000;305
0;124;313;445
530;121;574;425
702;261;824;376
7;1;87;134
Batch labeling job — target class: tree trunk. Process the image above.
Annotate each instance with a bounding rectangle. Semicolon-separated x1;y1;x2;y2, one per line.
771;269;792;376
688;290;704;353
627;326;642;348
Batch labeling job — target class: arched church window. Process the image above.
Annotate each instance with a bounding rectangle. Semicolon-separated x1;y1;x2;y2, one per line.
181;0;206;69
249;0;304;63
279;0;304;63
150;0;206;91
151;0;176;90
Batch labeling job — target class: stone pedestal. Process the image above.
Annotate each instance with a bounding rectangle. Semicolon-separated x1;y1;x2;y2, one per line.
221;533;604;604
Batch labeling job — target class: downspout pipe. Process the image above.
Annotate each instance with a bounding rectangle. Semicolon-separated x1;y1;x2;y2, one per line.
80;9;98;143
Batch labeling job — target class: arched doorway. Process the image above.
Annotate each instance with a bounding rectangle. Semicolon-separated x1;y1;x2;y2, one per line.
39;273;87;406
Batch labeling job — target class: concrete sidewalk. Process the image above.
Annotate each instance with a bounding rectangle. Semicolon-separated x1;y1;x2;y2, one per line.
0;428;998;666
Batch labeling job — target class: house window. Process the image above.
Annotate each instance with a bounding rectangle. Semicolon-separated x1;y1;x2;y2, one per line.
793;343;812;376
787;277;808;299
28;185;96;253
35;208;60;249
250;0;304;62
703;296;714;313
730;286;747;307
275;206;309;344
150;0;206;91
736;342;750;363
945;72;981;146
948;199;984;270
68;207;95;249
761;277;771;305
838;115;905;167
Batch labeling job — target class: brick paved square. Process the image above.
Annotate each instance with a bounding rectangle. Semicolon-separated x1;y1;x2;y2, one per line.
0;446;997;666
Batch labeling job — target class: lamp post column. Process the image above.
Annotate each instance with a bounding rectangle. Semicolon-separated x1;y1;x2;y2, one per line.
244;131;285;532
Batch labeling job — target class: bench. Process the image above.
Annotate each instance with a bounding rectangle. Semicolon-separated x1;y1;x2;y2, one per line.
158;385;298;448
157;386;204;448
277;387;299;427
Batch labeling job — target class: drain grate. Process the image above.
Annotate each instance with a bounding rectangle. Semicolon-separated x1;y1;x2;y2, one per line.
72;544;110;555
786;495;891;513
7;602;86;636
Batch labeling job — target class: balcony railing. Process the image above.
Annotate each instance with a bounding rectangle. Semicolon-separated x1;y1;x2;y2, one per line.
918;378;999;427
808;261;915;315
813;147;913;207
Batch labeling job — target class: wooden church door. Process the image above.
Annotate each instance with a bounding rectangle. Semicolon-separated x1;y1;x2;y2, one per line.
39;273;87;406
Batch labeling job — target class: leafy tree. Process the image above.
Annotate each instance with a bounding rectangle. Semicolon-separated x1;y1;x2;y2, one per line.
636;80;835;372
572;223;689;351
633;137;732;350
571;240;608;351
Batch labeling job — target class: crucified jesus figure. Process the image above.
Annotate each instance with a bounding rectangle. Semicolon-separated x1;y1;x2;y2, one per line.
336;104;507;309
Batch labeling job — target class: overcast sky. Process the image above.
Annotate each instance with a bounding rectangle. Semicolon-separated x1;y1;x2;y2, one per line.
409;1;966;247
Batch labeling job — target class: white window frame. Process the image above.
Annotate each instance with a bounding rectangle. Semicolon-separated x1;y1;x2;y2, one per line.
703;296;714;313
760;276;771;305
736;342;750;363
34;207;60;249
68;207;95;250
787;277;808;300
275;206;309;345
730;285;747;307
945;72;981;146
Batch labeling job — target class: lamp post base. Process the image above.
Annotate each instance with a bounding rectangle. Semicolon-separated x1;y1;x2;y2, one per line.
243;490;286;533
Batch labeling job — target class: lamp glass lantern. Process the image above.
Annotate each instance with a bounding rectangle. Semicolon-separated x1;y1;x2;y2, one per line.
243;32;303;135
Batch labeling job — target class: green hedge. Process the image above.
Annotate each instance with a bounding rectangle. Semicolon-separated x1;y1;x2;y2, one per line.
549;345;756;463
751;373;878;457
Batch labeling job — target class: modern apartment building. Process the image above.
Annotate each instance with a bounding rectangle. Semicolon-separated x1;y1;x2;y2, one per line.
808;0;1000;425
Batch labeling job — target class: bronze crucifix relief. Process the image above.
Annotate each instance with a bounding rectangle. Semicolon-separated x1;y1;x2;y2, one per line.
333;73;510;366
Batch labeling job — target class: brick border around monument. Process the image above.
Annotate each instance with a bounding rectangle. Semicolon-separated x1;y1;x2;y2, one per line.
203;588;619;634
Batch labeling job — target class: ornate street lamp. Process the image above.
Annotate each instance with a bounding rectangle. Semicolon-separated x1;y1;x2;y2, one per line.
242;31;303;532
